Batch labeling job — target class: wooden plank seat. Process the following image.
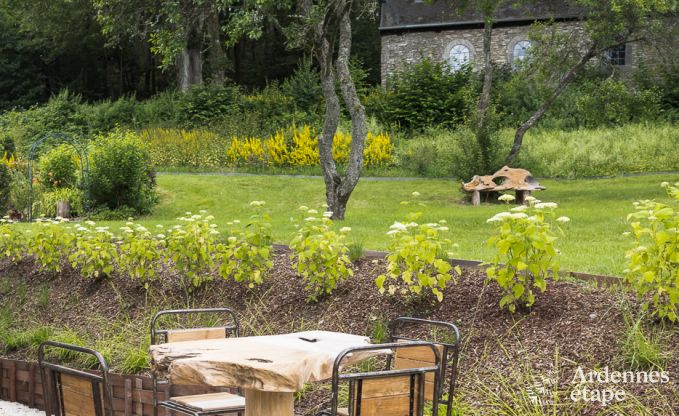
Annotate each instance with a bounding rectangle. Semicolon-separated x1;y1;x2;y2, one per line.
388;317;462;416
169;392;246;411
316;342;442;416
150;308;244;416
38;341;114;416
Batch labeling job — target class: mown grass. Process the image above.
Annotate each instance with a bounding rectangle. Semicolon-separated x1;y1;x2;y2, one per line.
117;172;675;277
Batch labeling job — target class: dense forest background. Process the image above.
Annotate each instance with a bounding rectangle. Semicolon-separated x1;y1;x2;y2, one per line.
0;0;380;110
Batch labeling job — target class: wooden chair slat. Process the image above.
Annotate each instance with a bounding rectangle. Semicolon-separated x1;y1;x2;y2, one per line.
349;375;420;416
61;374;102;416
166;327;226;343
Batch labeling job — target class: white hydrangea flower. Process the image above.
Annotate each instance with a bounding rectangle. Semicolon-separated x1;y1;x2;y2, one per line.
535;202;558;209
340;227;352;233
511;213;528;219
389;222;407;231
412;191;421;197
298;205;309;211
323;211;333;218
487;212;513;223
498;194;516;202
556;216;571;223
308;209;318;214
511;205;528;212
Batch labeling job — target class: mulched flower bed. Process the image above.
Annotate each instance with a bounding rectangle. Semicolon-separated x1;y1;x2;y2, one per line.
1;253;678;415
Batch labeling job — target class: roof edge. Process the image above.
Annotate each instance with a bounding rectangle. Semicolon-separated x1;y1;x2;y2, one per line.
379;15;582;34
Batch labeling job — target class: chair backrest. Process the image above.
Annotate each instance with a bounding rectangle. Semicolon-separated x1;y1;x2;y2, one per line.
39;341;113;416
150;308;239;345
389;317;461;415
328;342;441;416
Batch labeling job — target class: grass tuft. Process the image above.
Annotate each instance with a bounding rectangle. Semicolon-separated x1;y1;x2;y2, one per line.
621;316;670;371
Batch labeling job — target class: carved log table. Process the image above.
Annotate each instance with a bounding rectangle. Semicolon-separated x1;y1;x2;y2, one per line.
150;330;377;416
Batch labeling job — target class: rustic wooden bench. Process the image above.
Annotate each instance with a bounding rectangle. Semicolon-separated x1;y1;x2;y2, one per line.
462;166;545;205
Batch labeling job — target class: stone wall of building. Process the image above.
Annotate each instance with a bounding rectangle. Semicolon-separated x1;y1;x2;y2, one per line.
380;21;654;83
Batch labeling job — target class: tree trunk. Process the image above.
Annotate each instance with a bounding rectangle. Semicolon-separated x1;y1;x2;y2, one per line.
206;6;226;85
176;14;205;92
476;18;494;172
505;45;598;165
316;33;343;219
332;6;366;220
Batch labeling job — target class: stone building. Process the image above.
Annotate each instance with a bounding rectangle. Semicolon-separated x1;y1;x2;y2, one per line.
379;0;644;83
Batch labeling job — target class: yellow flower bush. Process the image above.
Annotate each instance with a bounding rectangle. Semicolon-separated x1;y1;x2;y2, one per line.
227;137;266;166
332;131;351;164
264;130;289;166
140;128;229;168
143;124;394;169
364;132;394;166
288;125;319;166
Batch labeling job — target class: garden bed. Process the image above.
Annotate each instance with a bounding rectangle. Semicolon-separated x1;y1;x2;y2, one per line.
1;252;677;415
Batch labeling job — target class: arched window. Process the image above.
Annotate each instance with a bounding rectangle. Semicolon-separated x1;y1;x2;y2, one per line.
448;44;471;70
512;40;532;62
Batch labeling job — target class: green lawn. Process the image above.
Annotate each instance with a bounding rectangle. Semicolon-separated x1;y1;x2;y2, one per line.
119;172;677;277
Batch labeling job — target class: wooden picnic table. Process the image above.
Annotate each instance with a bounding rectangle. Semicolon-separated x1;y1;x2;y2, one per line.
149;330;380;416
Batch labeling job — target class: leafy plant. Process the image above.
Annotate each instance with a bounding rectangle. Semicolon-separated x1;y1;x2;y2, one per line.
27;218;75;273
68;221;118;279
217;201;273;287
485;196;567;312
118;221;166;290
37;144;78;189
0;217;25;262
290;207;353;302
89;130;157;214
166;212;220;291
624;182;679;321
376;193;459;302
37;187;84;218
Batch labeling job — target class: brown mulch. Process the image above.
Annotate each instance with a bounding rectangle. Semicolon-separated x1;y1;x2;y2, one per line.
1;253;678;415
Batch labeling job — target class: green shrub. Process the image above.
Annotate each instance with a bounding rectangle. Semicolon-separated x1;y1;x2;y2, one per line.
37;145;78;189
68;222;118;279
376;193;459;302
380;59;473;130
89;130;156;214
573;78;662;128
624;182;679;321
27;219;75;273
8;168;30;218
282;59;323;118
166;212;219;291
0;163;10;213
36;187;84;218
0;218;25;262
217;201;274;288
118;221;166;290
176;84;243;127
485;197;567;312
290;207;353;302
397;128;505;179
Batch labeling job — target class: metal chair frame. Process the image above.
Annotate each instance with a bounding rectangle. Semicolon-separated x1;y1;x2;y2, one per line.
38;341;114;416
150;308;243;416
388;317;461;416
318;341;442;416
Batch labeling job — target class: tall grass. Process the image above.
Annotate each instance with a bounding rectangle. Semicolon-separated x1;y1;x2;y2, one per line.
516;123;679;178
399;123;679;180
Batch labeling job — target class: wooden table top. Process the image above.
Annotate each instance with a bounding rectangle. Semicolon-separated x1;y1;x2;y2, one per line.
150;330;379;392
